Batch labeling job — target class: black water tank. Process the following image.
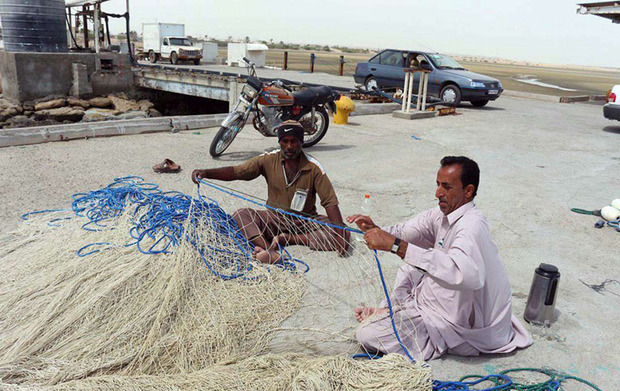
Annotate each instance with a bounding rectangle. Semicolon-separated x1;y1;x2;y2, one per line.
0;0;68;52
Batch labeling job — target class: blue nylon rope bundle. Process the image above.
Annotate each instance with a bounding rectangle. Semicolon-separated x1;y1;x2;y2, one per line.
23;176;307;280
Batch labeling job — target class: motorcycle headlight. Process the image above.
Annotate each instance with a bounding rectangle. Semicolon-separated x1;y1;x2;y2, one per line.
245;89;256;99
470;81;485;88
243;85;257;99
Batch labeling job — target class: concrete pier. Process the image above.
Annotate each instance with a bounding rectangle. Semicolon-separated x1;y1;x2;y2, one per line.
0;52;134;103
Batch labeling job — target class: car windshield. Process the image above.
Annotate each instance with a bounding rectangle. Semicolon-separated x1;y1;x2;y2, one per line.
427;54;466;70
169;38;192;46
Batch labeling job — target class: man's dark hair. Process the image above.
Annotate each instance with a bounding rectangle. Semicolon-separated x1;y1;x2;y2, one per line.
440;156;480;198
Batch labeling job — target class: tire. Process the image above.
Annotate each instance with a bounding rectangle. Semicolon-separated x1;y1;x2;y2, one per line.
170;52;178;65
297;107;329;148
193;59;201;65
364;76;378;91
209;115;245;157
148;50;157;64
471;100;489;107
440;84;462;106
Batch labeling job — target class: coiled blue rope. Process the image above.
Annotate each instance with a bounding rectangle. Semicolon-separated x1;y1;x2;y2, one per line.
372;248;416;362
22;177;310;280
432;374;513;391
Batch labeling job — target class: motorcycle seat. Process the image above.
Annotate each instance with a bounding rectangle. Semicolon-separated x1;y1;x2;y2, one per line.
292;86;333;106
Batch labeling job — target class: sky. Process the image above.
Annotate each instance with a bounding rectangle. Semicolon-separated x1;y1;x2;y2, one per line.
102;0;620;67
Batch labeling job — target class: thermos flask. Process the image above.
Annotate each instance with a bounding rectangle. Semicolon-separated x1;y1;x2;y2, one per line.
524;263;560;324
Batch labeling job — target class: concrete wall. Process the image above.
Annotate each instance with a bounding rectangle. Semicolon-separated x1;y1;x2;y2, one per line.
0;51;135;103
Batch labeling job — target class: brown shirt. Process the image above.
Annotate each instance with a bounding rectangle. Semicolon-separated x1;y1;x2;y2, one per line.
233;150;338;216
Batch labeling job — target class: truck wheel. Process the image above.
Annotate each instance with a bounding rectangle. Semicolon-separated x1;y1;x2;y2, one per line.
193;59;201;65
170;52;178;65
148;50;157;63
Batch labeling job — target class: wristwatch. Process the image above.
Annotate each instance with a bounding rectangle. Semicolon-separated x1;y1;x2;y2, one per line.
390;238;401;254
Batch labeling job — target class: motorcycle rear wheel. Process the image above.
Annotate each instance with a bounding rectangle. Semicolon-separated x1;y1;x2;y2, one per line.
298;107;329;148
209;116;245;157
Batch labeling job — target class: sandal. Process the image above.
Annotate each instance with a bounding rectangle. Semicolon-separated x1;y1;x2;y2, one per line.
153;159;181;173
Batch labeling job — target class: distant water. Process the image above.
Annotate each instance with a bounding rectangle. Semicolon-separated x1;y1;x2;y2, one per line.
514;75;578;91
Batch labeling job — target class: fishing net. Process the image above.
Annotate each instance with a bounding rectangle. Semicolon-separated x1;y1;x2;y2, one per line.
0;177;431;390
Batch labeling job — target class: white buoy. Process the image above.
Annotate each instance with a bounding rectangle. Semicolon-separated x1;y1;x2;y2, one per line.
601;205;620;221
611;199;620;211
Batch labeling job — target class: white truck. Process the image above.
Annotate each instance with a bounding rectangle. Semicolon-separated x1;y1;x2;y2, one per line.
142;23;202;65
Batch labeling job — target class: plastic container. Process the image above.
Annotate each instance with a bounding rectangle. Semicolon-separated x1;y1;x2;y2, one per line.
361;194;373;215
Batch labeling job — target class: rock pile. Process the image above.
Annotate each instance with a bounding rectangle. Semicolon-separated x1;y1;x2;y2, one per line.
0;93;162;129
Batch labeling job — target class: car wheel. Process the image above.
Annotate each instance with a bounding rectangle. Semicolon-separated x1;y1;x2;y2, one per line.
440;84;462;106
365;76;378;91
170;52;178;65
148;50;157;63
471;100;489;107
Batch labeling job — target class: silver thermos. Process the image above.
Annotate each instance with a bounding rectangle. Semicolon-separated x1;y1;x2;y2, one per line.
524;263;560;324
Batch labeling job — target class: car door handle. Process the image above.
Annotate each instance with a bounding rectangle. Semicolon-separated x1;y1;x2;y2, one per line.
370;67;377;71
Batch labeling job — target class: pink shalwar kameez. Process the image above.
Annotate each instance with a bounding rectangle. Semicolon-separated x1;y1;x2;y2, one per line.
356;202;533;360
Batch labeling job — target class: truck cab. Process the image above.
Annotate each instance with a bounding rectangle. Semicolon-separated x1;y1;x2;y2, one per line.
143;23;202;65
161;37;202;65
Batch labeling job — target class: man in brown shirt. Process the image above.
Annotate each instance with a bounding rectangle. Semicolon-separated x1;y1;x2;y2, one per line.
192;120;349;263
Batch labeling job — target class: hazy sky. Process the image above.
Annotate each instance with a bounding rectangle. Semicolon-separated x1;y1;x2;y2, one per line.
102;0;619;67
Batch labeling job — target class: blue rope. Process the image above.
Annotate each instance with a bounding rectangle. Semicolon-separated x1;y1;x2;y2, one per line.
21;209;69;220
432;374;513;391
372;249;416;362
197;179;364;235
77;242;111;257
22;176;318;280
351;353;383;360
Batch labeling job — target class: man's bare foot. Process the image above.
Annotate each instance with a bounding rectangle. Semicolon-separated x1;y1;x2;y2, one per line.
252;246;281;264
354;306;388;322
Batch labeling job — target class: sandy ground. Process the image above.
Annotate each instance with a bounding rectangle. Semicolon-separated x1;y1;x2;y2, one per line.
0;95;618;389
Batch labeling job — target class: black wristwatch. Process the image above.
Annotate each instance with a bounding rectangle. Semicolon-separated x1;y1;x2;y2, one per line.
390;238;401;254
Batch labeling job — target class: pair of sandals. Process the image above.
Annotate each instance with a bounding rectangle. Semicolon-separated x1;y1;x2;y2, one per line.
153;159;181;173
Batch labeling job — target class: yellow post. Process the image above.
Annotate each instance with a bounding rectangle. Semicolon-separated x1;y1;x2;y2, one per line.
334;96;355;125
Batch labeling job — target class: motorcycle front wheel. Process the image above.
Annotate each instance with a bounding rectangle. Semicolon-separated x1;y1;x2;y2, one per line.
209;115;245;157
298;107;329;148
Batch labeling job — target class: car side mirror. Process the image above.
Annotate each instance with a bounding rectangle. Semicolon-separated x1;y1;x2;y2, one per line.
421;62;432;71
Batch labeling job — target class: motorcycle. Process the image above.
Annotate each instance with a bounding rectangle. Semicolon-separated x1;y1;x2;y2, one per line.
209;57;340;157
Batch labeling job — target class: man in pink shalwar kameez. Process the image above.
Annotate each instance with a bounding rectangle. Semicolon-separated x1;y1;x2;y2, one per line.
347;156;532;361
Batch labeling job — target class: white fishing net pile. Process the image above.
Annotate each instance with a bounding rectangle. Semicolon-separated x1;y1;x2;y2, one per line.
0;182;431;390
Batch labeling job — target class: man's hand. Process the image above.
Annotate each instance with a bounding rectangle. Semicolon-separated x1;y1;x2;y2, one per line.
346;214;377;232
269;233;291;250
191;169;207;184
363;228;396;252
191;167;236;183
